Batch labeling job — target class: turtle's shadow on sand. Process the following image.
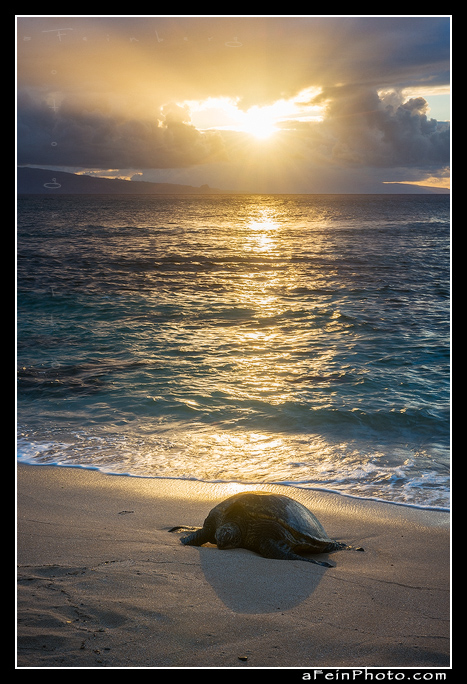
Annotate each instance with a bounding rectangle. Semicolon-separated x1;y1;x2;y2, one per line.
198;546;329;614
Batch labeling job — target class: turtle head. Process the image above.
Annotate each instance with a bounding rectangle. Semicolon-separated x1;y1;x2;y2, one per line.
215;522;242;549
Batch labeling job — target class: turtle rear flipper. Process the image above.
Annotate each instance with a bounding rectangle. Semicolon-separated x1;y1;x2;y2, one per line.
258;539;333;567
327;541;365;552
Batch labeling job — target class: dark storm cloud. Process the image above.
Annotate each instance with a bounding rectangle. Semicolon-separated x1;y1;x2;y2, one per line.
17;88;226;169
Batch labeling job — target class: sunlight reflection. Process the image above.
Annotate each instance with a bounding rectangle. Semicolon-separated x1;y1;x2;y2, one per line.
246;211;279;252
248;208;279;232
216;482;261;496
211;201;344;409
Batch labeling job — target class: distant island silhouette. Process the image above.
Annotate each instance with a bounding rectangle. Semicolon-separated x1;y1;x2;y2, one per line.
17;167;449;195
17;167;230;195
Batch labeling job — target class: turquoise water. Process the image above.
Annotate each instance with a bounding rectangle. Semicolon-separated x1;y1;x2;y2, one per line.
17;193;450;509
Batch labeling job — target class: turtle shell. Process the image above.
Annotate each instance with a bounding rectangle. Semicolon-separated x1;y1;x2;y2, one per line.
210;491;333;546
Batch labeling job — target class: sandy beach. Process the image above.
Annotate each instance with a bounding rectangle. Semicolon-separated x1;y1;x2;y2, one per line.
16;463;450;669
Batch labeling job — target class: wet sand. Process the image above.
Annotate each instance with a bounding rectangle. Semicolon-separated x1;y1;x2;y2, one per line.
16;463;450;668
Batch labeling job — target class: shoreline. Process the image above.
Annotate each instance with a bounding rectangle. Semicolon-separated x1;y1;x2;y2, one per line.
16;456;450;515
17;463;450;669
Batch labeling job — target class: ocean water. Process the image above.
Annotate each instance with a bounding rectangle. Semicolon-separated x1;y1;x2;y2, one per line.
16;193;450;510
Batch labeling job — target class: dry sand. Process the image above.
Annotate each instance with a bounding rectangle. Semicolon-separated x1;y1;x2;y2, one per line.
16;463;450;669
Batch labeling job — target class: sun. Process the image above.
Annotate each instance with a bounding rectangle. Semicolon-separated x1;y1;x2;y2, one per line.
186;98;279;140
238;106;279;140
243;121;277;139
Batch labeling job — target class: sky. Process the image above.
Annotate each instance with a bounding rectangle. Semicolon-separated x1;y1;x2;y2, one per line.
16;15;451;193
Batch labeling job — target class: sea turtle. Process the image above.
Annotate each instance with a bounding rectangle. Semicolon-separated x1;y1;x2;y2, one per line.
169;491;363;567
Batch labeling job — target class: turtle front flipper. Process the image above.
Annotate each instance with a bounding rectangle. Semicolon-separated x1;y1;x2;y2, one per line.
180;525;215;547
168;525;200;534
168;525;208;545
258;539;333;567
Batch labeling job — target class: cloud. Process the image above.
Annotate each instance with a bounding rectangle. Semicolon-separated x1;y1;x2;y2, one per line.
17;16;450;105
311;86;450;168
